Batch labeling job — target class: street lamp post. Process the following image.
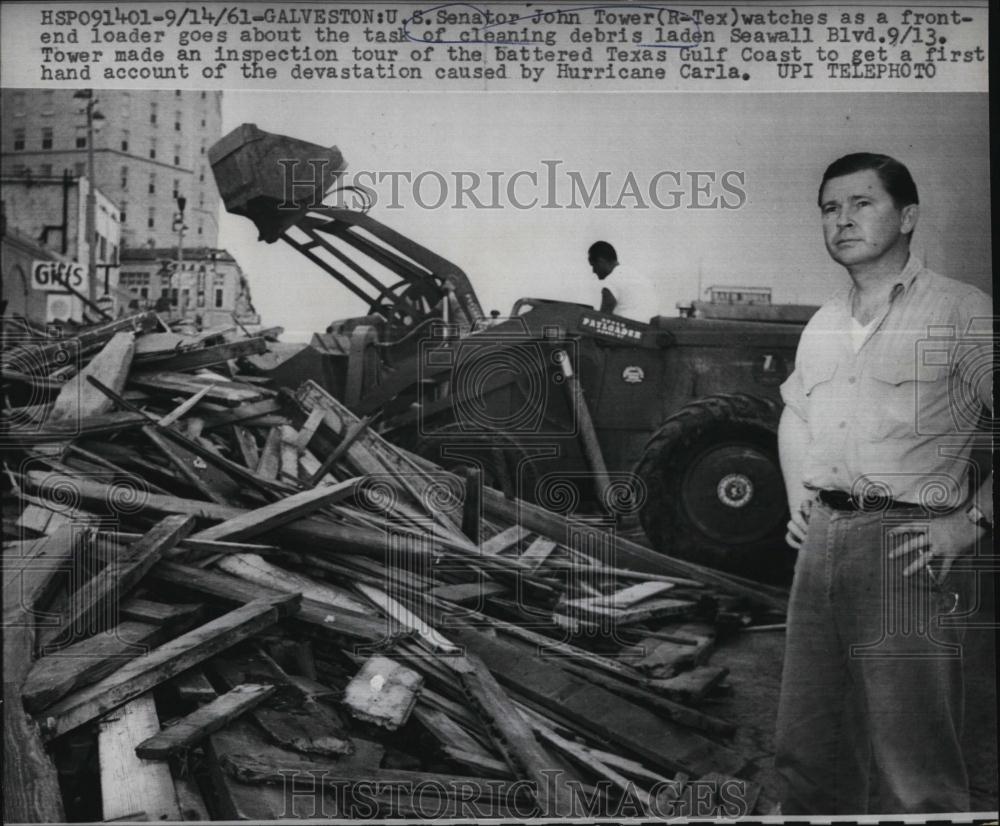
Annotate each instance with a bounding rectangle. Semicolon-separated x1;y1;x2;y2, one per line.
73;90;105;305
174;194;187;314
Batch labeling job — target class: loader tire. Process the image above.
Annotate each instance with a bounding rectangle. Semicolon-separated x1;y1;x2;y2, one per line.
636;394;795;584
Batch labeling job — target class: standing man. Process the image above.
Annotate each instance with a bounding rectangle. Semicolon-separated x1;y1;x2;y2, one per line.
776;153;993;814
587;241;660;322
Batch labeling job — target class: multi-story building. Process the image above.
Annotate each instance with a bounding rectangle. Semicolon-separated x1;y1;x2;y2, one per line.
118;246;259;330
1;89;223;250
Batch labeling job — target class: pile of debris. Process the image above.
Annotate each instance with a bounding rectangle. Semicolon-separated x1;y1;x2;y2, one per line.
2;313;788;822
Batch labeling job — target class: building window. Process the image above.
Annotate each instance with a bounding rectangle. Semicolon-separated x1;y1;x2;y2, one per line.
215;288;224;308
12;91;25;115
12;164;28;176
120;203;128;224
149;140;157;160
148;209;155;228
200;91;207;99
41;127;53;149
200;143;206;155
198;167;205;183
40;164;52;177
140;286;149;298
76;133;87;149
150;102;157;124
198;224;203;236
75;162;86;177
99;235;107;261
111;244;118;264
174;112;181;131
174;146;181;166
121;130;130;152
13;128;25;150
149;174;156;194
120;166;128;189
172;179;179;198
41;90;54;116
175;89;182;97
200;119;206;128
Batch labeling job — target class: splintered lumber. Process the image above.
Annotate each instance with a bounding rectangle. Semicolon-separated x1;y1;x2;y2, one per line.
480;524;530;556
355;582;458;653
650;666;730;703
98;694;182;822
233;424;260;469
213;654;352;756
520;537;557;572
188;477;363;543
449;628;745;778
51;514;195;644
478;486;788;612
149;561;386;644
343;656;423;730
41;594;298;741
584;580;676;608
157;384;215;427
255;427;282;479
279;424;300;480
120;597;202;625
136;683;276;758
133;336;269;371
431;580;508;605
129;371;267;406
173;775;212;821
215;553;370;613
172;669;219;702
447;653;579;818
143;425;242;506
45;331;135;426
23;619;194;713
3;525;85;823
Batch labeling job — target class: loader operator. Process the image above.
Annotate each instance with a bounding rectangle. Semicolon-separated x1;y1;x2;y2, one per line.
775;152;993;815
588;240;659;322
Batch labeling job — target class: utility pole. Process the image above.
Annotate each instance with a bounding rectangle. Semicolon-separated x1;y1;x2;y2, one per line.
73;90;105;305
173;194;187;314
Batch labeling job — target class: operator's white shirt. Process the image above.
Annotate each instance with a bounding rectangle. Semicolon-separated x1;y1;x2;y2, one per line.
603;263;660;322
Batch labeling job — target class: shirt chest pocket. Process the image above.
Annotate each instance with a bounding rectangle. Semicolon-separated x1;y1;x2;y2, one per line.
860;357;949;440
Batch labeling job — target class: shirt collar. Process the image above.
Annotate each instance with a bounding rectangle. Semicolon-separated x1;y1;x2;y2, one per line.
833;254;923;317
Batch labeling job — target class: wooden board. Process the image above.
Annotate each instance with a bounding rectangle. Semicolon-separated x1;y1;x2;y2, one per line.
42;594;297;741
172;669;218;702
343;656;423;730
255;426;282;480
519;537;557;572
649;666;730;703
120;597;203;626
3;525;83;823
52;514;195;644
136;683;276;758
129;371;267;406
46;331;135;426
480;524;530;556
212;655;352;756
23;619;184;713
98;694;181;821
187;478;362;543
449;628;745;778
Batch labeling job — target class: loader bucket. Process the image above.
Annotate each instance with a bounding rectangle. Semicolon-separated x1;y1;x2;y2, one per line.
209;123;347;243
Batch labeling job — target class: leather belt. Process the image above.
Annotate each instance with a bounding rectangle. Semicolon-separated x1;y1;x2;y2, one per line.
817;489;916;512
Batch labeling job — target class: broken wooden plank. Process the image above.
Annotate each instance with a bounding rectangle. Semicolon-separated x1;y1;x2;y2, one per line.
157;384;216;427
355;582;457;653
173;774;212;821
120;597;202;626
232;425;259;469
172;669;218;703
51;514;195;645
133;336;269;371
129;371;267;406
480;524;530;556
212;654;352;757
279;424;300;481
447;652;580;818
293;408;325;452
142;425;243;506
215;553;369;613
519;537;557;572
46;332;135;426
149;561;386;644
41;594;298;741
98;694;182;821
449;628;744;778
191;478;363;542
431;580;507;605
343;656;423;730
3;525;84;823
22;619;194;713
136;683;276;759
255;427;282;480
461;467;481;543
649;666;729;703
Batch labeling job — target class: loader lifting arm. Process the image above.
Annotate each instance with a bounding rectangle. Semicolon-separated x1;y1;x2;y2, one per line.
209;124;485;340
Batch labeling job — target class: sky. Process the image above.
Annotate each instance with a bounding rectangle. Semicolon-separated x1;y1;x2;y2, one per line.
214;92;991;339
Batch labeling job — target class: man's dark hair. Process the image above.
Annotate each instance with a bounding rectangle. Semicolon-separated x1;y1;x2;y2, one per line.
588;240;617;261
818;153;919;209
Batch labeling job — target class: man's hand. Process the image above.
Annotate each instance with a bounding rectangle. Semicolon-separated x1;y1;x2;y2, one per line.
785;498;813;549
887;509;988;577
